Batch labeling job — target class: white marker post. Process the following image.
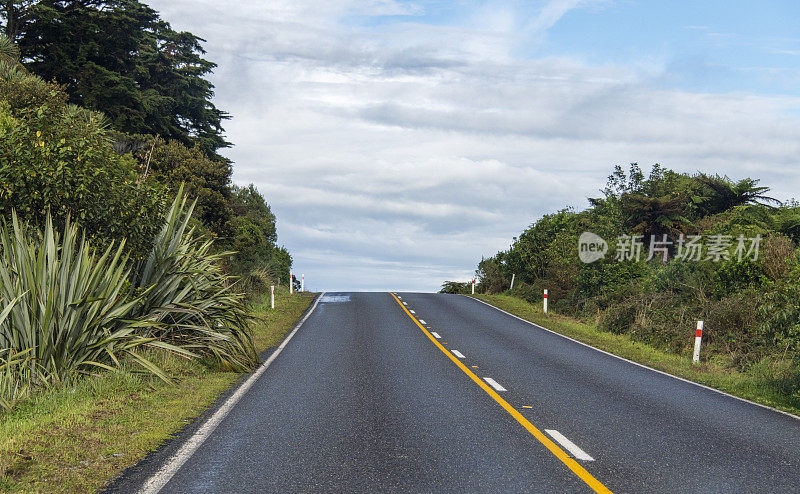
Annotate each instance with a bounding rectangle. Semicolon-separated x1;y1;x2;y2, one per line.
510;273;516;290
301;274;305;292
472;279;475;295
289;271;293;294
543;289;548;314
270;285;275;309
693;320;704;363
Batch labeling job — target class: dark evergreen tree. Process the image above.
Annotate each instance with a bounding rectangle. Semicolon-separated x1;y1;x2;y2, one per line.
1;0;230;159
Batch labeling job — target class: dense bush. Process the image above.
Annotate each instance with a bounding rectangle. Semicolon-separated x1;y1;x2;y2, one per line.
0;193;259;411
468;163;800;391
0;212;179;410
131;191;258;372
0;64;165;258
440;281;472;294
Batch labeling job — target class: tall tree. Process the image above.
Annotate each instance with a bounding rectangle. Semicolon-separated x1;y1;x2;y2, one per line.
1;0;230;159
1;1;35;40
693;174;781;217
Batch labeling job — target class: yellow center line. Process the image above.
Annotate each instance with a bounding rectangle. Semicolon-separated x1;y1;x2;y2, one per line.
389;293;612;494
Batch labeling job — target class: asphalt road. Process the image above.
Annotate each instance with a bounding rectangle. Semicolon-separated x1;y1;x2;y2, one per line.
110;292;800;493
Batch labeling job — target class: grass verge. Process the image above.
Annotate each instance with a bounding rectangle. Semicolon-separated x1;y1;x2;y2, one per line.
473;293;800;417
0;287;315;493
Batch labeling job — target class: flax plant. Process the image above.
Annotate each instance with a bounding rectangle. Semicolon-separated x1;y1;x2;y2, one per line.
0;213;182;410
131;190;258;372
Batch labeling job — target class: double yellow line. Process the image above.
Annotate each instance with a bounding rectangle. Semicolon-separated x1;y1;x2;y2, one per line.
390;293;612;494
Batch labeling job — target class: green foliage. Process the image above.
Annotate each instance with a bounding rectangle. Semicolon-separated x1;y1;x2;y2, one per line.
693;174;780;216
575;257;648;301
0;190;263;411
0;18;288;412
620;192;691;244
0;212;184;410
476;256;508;294
118;134;288;282
501;208;580;283
1;29;290;284
710;258;766;297
131;191;258;372
758;258;800;356
223;184;290;282
471;163;800;395
598;299;638;335
0;30;21;65
440;281;472;294
4;0;230;158
135;136;233;235
0;51;166;258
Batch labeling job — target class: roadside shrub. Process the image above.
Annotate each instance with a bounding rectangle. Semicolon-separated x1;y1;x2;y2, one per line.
599;300;638;335
130;191;258;372
761;234;794;281
510;281;539;304
0;63;166;259
0;213;183;410
711;259;766;298
0;190;261;411
704;290;762;361
440;281;472;294
477;256;508;294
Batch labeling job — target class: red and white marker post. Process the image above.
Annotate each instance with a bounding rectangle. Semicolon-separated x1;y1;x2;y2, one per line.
693;320;704;363
472;279;475;295
289;271;293;294
270;285;275;309
301;273;305;292
543;289;548;314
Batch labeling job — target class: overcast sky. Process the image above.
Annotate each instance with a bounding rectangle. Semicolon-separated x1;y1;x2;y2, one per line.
147;0;800;292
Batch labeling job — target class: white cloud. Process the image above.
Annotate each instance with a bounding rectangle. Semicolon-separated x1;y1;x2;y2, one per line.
146;0;800;291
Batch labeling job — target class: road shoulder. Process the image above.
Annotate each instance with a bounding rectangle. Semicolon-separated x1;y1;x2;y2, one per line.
469;293;800;419
0;288;316;494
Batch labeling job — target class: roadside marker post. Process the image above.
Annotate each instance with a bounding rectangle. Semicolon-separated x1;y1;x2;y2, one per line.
693;321;704;363
510;273;516;290
472;279;475;295
301;274;305;292
270;286;275;309
289;271;293;294
543;289;548;314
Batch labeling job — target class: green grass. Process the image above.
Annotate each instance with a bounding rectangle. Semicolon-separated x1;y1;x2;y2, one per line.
474;294;800;417
0;287;315;493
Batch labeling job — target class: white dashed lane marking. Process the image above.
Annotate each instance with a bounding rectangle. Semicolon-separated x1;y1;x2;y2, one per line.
483;377;507;392
451;350;465;359
545;430;595;461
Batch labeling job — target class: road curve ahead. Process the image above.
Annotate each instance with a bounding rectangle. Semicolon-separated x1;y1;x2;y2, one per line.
114;292;800;493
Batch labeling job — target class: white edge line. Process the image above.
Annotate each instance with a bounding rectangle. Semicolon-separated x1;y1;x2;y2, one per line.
463;295;800;421
483;377;507;392
545;430;594;461
140;292;326;494
431;332;441;339
451;350;465;359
